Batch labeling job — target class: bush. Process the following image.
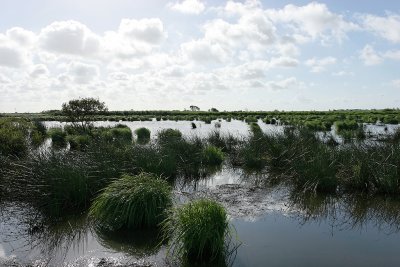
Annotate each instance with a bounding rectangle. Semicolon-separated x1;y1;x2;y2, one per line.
48;127;67;147
135;127;151;143
162;199;230;263
67;135;91;151
0;122;28;157
157;129;182;145
202;146;224;166
90;173;172;230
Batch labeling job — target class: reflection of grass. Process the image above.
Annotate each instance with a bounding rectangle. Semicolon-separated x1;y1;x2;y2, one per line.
94;225;164;256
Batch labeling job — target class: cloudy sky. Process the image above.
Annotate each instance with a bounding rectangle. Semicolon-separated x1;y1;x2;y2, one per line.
0;0;399;112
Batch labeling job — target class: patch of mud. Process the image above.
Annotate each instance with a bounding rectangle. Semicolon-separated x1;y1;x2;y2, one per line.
183;184;296;221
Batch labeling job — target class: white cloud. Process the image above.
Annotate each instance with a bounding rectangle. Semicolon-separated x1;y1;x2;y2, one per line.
332;71;354;76
30;64;49;78
0;73;11;84
267;77;298;90
39;20;100;56
6;27;36;47
181;39;228;63
361;13;400;43
0;38;29;68
118;18;166;44
266;2;358;42
384;50;400;61
270;56;299;67
168;0;205;15
305;57;336;72
392;79;400;88
359;44;383;66
67;61;99;84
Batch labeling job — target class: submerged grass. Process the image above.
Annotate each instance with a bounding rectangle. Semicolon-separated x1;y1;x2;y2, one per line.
90;173;172;230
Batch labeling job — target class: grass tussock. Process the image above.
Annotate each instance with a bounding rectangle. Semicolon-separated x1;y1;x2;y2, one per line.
90;173;172;230
135;127;151;144
162;199;230;263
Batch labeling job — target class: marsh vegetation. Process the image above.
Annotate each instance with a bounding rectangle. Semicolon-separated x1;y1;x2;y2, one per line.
2;106;400;266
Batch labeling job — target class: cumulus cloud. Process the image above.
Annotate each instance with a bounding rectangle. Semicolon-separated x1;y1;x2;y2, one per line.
181;39;228;63
68;61;99;84
0;41;28;68
267;77;298;90
118;18;166;44
168;0;205;15
266;2;359;42
359;44;383;66
305;57;336;72
6;27;36;47
30;64;49;78
360;13;400;43
39;20;100;56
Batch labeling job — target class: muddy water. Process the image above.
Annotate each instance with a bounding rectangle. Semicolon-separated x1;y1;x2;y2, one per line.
2;166;400;266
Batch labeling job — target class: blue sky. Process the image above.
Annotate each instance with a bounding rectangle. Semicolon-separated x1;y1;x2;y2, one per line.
0;0;399;112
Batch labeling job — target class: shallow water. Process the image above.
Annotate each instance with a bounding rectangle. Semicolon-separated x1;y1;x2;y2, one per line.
2;121;400;266
2;166;400;266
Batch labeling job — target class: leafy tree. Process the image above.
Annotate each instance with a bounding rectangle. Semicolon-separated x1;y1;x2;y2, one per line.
190;105;200;111
209;107;219;112
61;98;108;131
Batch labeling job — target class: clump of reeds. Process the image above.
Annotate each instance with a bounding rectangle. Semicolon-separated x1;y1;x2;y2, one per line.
202;146;225;166
48;127;67;147
162;199;230;263
135;127;151;144
90;173;172;230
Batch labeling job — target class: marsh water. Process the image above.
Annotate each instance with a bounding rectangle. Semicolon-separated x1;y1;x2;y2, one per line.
1;120;400;266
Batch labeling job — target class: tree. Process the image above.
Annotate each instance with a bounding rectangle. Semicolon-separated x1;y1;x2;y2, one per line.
61;98;108;131
190;105;200;111
209;108;219;112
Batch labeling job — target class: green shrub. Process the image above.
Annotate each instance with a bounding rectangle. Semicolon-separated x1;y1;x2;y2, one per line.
48;127;67;147
0;119;31;157
162;199;230;263
157;129;182;144
90;173;172;230
67;135;91;151
202;146;224;166
135;127;151;143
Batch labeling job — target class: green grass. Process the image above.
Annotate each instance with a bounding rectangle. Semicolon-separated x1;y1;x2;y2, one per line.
0;118;29;157
90;173;172;230
157;128;182;144
162;199;230;263
48;127;67;147
135;127;151;144
202;146;225;166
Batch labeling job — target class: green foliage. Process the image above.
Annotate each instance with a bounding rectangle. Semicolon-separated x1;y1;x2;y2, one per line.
202;146;225;166
249;122;263;135
335;120;359;132
162;199;229;263
135;127;151;143
0;119;28;157
67;134;91;151
61;97;108;131
157;128;182;144
90;173;172;230
48;127;67;147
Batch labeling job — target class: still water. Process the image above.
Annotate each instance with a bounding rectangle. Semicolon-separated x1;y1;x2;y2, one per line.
1;121;400;266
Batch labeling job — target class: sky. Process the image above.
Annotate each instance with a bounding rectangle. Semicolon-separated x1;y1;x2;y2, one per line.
0;0;400;112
